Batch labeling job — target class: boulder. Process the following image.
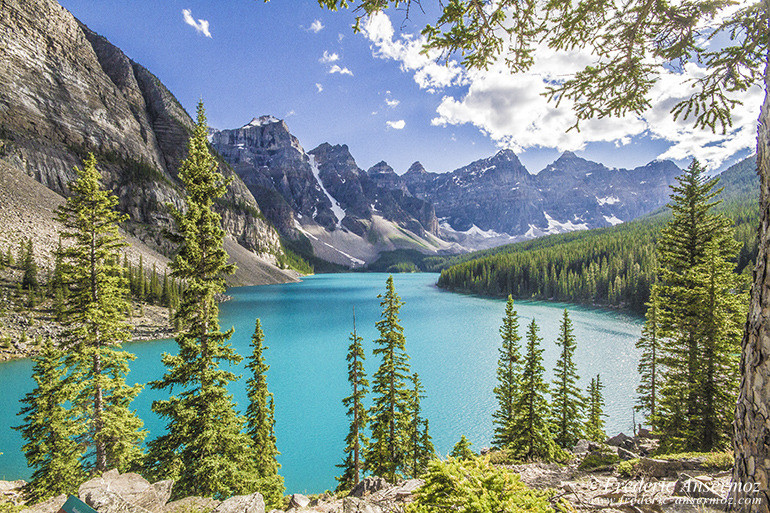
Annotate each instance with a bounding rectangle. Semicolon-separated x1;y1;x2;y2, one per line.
211;493;265;513
572;439;591;455
287;493;310;509
20;494;67;513
342;497;383;513
163;497;220;513
392;479;423;499
674;475;722;499
79;470;174;513
636;457;684;478
617;447;639;461
349;477;390;498
606;433;636;450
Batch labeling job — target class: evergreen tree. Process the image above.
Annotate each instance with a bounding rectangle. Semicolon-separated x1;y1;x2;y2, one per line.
366;275;412;482
585;375;607;442
245;319;284;508
550;309;585;449
144;101;257;499
492;296;522;448
337;311;369;491
21;239;39;291
405;373;433;478
6;246;14;267
15;338;85;503
55;153;145;473
508;319;561;462
635;285;661;428
449;436;475;460
655;160;745;451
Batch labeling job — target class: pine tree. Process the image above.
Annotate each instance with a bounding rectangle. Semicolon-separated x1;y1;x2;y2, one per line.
366;275;412;482
585;375;607;442
245;319;284;508
144;101;257;499
337;311;369;491
655;160;745;451
55;153;145;473
449;436;475;460
21;239;39;291
14;338;85;503
550;309;585;449
508;319;561;462
405;373;433;478
492;296;522;448
635;285;661;428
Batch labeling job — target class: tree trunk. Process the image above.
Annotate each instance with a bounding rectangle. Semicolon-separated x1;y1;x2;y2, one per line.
731;45;770;513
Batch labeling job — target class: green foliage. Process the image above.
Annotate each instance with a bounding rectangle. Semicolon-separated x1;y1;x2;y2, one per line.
655;161;745;452
635;286;660;428
55;153;145;473
492;296;521;448
578;449;619;471
550;309;585;449
584;375;607;443
276;244;314;275
507;319;563;462
407;457;558;513
21;239;38;292
337;312;369;490
449;436;476;460
14;339;85;502
405;373;434;478
245;319;284;509
366;275;413;482
616;458;640;477
144;101;257;499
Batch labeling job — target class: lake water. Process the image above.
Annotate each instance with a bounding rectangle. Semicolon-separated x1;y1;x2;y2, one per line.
0;273;643;493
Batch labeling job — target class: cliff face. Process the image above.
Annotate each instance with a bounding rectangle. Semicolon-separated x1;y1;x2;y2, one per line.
0;0;284;271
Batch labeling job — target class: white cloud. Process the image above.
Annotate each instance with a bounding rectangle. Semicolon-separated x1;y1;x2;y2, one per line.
329;65;354;76
363;12;761;168
308;19;324;33
319;51;340;63
385;98;400;107
386;119;406;130
315;83;324;93
182;9;211;38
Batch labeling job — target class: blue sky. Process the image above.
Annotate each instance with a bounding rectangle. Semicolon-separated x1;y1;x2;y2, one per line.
59;0;760;174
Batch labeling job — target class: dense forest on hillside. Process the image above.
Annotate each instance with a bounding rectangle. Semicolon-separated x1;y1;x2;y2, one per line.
435;158;758;313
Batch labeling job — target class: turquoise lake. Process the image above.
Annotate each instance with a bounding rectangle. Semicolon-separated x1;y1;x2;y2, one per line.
0;273;643;493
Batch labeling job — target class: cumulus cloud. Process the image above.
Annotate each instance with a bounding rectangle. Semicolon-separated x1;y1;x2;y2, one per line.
385;97;400;107
315;83;324;93
319;51;340;63
364;12;761;168
308;19;324;33
329;65;354;76
386;119;406;130
182;9;211;38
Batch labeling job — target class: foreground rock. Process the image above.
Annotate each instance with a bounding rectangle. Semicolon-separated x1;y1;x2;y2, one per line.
79;470;173;513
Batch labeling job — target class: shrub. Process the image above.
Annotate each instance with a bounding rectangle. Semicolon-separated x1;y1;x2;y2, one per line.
616;458;640;477
704;451;733;471
578;449;619;471
407;457;568;513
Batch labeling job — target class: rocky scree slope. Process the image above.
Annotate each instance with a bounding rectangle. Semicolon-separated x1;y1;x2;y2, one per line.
0;0;294;284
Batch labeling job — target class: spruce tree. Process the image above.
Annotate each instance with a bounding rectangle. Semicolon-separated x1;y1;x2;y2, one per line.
15;338;84;503
550;309;585;449
55;153;145;473
144;101;257;499
366;275;412;482
449;436;475;460
635;285;661;428
585;375;607;442
508;319;561;462
337;311;369;491
21;239;39;291
405;372;433;478
245;319;284;508
492;296;522;449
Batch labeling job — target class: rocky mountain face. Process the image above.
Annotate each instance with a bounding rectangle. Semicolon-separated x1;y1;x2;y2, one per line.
211;119;447;267
0;0;291;283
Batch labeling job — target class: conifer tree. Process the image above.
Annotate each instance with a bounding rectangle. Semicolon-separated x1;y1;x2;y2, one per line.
492;296;521;449
144;101;257;499
508;319;561;462
366;275;412;482
15;338;85;503
585;375;607;442
337;311;369;491
245;319;284;508
449;436;475;460
550;309;585;449
6;246;14;267
55;153;145;473
21;239;39;291
635;285;661;428
406;372;434;478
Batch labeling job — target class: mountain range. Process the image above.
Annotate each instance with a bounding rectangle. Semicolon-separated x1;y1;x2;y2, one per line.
1;0;684;275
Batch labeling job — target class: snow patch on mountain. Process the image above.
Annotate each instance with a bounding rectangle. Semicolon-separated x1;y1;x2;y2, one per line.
596;195;621;205
309;154;346;226
603;214;623;226
543;212;589;233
